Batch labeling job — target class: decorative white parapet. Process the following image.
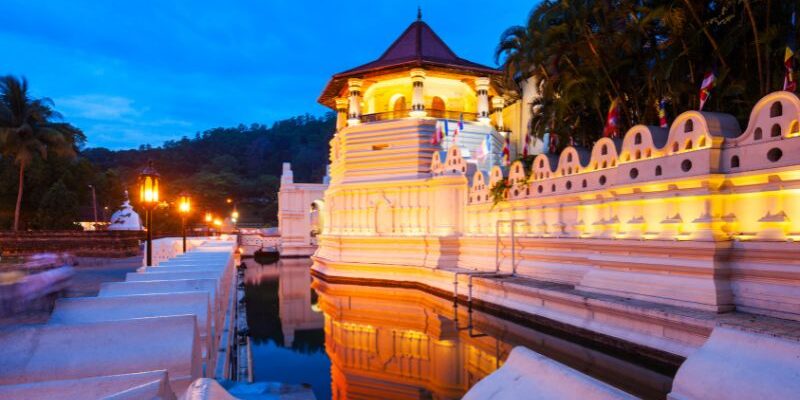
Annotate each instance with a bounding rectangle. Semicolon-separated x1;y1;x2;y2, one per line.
463;346;638;400
669;327;800;400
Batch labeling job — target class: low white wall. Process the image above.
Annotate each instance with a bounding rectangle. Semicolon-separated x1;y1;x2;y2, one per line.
669;327;800;400
0;370;175;400
463;346;637;400
0;315;202;394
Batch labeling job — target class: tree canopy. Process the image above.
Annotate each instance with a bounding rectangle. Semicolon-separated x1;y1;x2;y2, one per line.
497;0;800;147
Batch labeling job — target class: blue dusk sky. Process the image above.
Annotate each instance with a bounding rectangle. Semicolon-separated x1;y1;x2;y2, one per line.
1;1;535;149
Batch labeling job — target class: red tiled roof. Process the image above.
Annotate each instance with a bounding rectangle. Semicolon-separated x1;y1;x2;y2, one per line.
319;19;500;109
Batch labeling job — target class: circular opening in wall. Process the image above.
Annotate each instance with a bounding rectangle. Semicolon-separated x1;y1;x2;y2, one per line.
566;181;572;190
767;147;783;162
681;159;692;172
629;168;639;179
599;175;607;185
537;185;543;194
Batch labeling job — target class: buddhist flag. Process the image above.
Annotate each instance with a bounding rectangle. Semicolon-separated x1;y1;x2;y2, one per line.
502;135;510;166
657;99;668;128
475;135;489;160
431;121;442;145
698;69;716;111
522;134;531;157
603;98;620;138
784;12;797;92
549;133;559;154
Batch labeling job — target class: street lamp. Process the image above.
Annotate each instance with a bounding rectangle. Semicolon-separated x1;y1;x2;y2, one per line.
213;218;222;237
139;161;160;266
178;192;191;253
204;212;212;237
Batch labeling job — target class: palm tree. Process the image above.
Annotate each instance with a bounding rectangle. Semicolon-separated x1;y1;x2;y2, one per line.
0;75;85;231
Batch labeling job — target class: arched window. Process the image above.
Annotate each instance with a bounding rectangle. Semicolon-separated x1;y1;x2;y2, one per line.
672;142;679;152
770;102;783;118
754;128;763;140
771;123;782;137
634;132;642;145
567;153;573;162
685;140;693;150
635;150;641;160
698;136;706;147
392;96;406;112
431;96;445;112
684;119;694;133
655;165;662;176
731;155;740;168
601;144;608;155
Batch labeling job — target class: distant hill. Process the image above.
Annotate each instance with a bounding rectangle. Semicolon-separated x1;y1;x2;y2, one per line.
83;113;335;227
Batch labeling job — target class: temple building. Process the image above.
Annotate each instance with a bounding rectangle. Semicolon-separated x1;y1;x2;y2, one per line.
319;12;509;169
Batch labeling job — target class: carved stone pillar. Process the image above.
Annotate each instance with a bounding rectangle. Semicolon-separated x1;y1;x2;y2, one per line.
347;78;363;126
410;68;426;118
476;77;491;124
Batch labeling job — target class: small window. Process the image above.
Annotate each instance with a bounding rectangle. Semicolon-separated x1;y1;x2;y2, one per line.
601;144;608;155
582;179;587;188
731;155;740;168
655;165;662;176
672;142;679;152
684;119;694;133
634;132;642;145
681;159;693;172
526;187;530;195
698;136;706;147
770;102;783;118
685;140;693;150
539;159;544;168
771;123;781;137
566;181;572;190
767;148;783;162
635;150;641;160
754;128;763;140
514;189;519;197
646;149;652;158
629;168;639;179
602;161;607;169
567;153;573;162
537;185;543;194
599;175;607;185
551;184;556;192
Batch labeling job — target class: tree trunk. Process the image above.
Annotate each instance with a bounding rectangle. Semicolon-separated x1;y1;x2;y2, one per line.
743;0;765;95
13;163;24;231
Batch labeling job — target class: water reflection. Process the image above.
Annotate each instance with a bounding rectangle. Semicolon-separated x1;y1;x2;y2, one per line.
244;258;329;399
312;279;673;400
246;257;672;400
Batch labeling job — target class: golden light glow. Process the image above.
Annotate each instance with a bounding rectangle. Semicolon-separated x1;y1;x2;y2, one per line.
213;219;222;227
178;193;191;214
205;212;212;223
226;198;233;204
231;210;239;219
138;162;160;206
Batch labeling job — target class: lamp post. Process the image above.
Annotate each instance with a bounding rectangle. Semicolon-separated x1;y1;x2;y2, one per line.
139;161;160;266
204;212;212;237
178;192;191;253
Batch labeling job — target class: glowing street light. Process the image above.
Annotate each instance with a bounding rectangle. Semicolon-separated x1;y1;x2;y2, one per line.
204;212;212;237
139;161;160;266
178;192;191;253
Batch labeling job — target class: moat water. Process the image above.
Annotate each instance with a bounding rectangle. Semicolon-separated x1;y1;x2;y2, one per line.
244;258;673;400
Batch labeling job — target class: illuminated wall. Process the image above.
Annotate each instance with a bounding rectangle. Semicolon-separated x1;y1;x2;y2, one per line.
315;91;800;321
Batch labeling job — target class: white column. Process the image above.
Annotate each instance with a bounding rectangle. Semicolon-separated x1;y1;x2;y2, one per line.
476;77;491;125
347;78;363;126
492;96;505;131
335;98;348;131
410;68;426;118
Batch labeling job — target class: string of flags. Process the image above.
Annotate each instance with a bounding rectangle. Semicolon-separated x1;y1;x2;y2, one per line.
657;99;668;128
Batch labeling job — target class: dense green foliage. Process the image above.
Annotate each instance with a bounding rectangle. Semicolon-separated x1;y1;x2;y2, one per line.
0;75;104;230
83;113;335;230
497;0;800;147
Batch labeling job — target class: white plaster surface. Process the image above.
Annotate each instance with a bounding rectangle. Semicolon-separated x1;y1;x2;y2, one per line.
0;315;202;394
669;327;800;400
462;346;637;400
0;370;175;400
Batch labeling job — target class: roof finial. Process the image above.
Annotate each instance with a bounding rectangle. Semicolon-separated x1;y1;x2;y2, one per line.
417;6;422;21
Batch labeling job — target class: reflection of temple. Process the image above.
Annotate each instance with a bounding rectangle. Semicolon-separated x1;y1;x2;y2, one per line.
244;258;323;347
314;280;672;400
